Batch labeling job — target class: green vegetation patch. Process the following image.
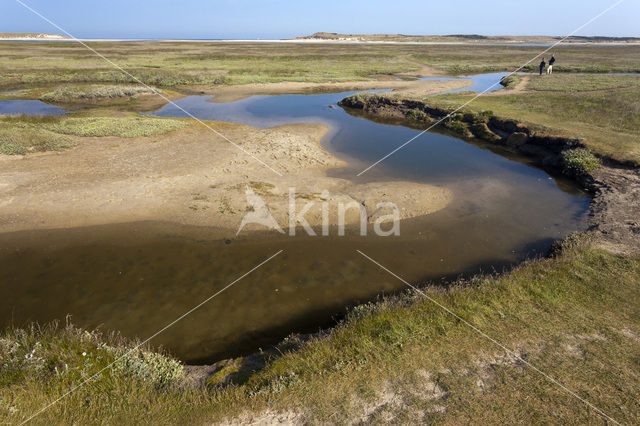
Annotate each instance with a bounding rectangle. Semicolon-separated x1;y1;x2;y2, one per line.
406;109;429;122
560;148;601;175
0;118;74;155
40;85;158;102
0;115;187;154
46;117;187;137
0;322;182;391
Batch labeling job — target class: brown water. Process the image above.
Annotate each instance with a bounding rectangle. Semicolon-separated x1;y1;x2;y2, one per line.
0;91;589;363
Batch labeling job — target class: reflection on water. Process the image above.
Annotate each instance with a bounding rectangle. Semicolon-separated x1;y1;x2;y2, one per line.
0;90;590;363
0;100;66;115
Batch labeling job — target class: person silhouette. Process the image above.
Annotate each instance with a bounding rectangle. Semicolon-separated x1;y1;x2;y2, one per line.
547;54;556;74
539;58;546;76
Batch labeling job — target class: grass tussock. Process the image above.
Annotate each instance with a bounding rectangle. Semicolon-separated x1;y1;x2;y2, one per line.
1;243;639;424
46;117;187;137
40;85;158;102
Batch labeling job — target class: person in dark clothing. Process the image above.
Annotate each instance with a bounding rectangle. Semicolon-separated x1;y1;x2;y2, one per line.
539;58;546;75
547;54;556;74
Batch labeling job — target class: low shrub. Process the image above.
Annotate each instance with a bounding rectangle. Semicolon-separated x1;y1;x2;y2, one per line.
443;113;471;137
114;350;183;389
470;122;501;141
406;109;428;122
560;148;601;175
476;110;494;122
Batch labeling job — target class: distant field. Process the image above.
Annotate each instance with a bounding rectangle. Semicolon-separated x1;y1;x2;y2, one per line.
1;42;639;88
409;44;640;74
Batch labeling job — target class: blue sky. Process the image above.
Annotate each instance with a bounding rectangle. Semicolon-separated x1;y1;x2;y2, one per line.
1;0;639;39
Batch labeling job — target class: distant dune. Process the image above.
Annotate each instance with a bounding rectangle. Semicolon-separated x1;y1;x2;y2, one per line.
0;32;68;40
295;32;640;44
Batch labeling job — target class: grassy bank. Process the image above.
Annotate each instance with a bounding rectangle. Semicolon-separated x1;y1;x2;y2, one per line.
358;73;640;165
434;74;640;164
2;240;639;424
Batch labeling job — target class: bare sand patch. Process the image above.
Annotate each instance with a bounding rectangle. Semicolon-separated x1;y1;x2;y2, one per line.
0;118;452;234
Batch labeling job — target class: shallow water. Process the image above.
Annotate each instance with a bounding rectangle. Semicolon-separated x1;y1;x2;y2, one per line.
0;99;65;115
0;90;590;363
417;72;513;94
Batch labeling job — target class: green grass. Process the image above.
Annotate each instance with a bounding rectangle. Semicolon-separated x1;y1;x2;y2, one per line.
2;241;639;424
528;73;640;92
0;42;419;87
425;74;640;164
45;117;187;137
2;42;638;89
40;85;158;102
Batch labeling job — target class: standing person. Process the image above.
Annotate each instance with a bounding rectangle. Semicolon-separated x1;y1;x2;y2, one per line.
547;54;556;74
539;58;546;75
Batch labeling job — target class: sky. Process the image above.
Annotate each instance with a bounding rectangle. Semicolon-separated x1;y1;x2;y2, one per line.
1;0;639;40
